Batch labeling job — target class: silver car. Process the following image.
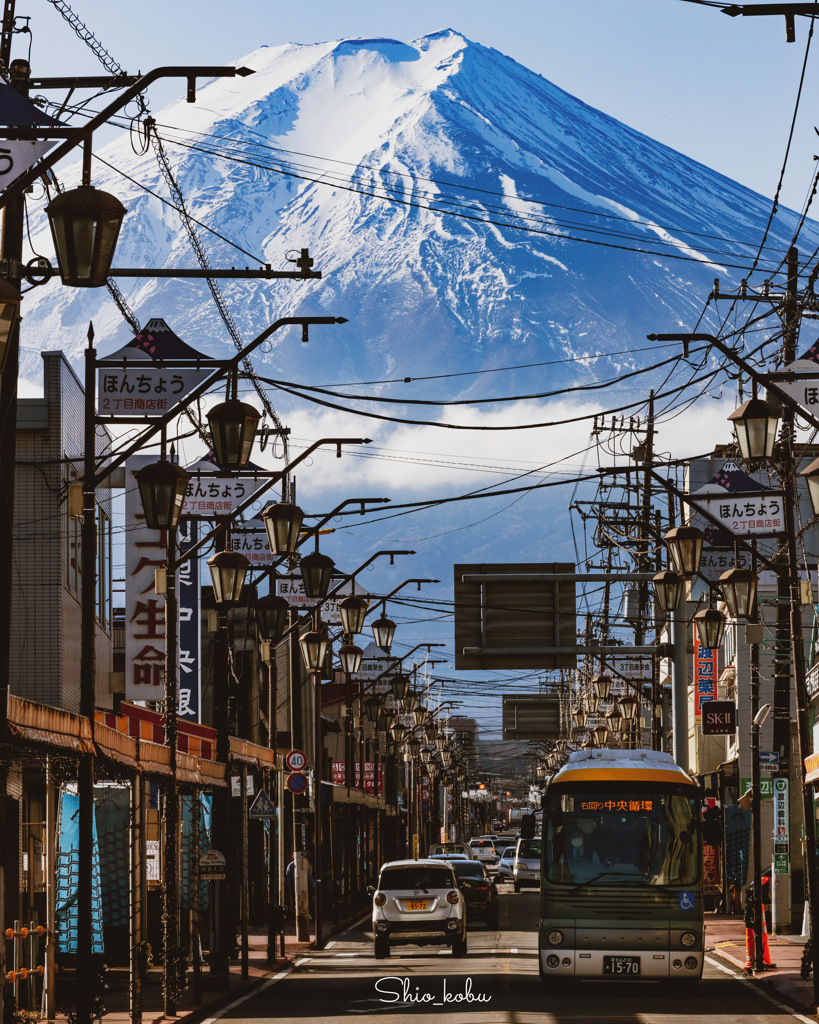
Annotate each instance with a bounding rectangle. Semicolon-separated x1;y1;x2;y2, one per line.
372;859;467;958
496;846;516;882
513;838;541;892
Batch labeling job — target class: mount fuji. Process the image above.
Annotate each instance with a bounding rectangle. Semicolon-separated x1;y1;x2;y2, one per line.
16;29;817;586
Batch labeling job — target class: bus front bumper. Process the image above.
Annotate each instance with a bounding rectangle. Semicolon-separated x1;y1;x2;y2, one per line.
540;948;703;980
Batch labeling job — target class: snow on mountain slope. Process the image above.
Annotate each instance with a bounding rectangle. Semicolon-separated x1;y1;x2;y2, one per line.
15;29;813;543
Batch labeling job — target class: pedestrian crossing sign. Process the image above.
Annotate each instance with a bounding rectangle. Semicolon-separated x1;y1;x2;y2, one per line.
249;789;277;819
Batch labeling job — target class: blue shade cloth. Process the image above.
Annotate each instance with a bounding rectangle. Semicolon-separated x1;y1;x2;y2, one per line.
725;805;752;885
55;788;104;955
181;792;212;910
94;786;130;927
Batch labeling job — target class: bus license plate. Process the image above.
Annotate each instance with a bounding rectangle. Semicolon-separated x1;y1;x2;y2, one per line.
603;956;640;975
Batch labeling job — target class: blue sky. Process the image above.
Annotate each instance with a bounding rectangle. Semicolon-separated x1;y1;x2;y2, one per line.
25;0;819;215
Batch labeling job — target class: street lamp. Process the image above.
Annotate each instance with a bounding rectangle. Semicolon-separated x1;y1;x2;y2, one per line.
391;719;407;743
693;607;726;650
46;184;126;287
261;500;304;555
0;279;20;374
207;549;250;606
618;695;639;749
571;706;587;729
371;611;397;651
256;593;289;642
339;595;369;636
299;549;335;599
592;673;612;701
719;567;758;620
389;673;411;700
339;642;363;676
652;569;685;613
299;629;328;672
799;457;819;517
134;458;191;531
728;396;780;461
664;525;704;578
207;393;261;470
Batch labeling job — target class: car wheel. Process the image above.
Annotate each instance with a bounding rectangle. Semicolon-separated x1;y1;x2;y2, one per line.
452;932;468;956
373;935;390;959
514;881;521;893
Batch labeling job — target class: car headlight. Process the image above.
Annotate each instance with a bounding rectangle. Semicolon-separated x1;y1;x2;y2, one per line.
374;892;386;907
680;931;698;948
446;890;460;905
547;930;565;947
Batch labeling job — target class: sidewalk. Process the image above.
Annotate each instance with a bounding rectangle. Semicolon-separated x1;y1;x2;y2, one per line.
705;914;816;1015
47;917;346;1024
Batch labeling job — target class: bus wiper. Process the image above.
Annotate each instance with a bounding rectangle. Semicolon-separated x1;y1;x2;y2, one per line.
568;871;664;895
569;872;607;894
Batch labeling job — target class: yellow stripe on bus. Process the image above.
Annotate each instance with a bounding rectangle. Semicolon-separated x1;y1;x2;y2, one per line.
556;768;696;786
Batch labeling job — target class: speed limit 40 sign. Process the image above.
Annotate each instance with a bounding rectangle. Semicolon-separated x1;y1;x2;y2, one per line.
285;749;307;772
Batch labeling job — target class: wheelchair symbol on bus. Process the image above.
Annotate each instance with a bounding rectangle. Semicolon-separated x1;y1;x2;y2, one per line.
679;892;694;911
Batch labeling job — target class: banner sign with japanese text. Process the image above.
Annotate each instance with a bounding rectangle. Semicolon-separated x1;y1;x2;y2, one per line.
694;631;718;718
331;761;383;793
181;454;271;518
125;455;167;702
97;319;217;419
689;460;783;538
176;519;201;721
276;579;371;625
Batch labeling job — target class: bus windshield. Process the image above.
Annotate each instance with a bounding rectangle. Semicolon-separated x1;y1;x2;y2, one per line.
544;786;700;887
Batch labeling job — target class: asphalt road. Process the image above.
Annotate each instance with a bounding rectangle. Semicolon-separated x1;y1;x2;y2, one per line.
206;883;815;1024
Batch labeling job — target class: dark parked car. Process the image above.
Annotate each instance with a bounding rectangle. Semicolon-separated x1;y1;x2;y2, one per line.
448;858;499;928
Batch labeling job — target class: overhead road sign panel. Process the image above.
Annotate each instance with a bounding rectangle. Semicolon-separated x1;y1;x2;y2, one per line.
454;563;577;671
502;694;561;741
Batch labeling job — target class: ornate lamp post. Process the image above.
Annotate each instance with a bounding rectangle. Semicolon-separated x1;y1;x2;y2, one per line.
261;500;304;555
727;396;780;462
299;626;329;949
371;610;397;652
299;549;335;599
719;568;758;621
46;183;126;287
256;591;289;962
693;607;727;650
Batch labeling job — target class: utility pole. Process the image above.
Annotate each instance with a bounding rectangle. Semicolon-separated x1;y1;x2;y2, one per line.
0;8;24;1018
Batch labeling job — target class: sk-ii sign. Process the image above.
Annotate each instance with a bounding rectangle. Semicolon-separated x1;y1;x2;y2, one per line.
701;700;736;736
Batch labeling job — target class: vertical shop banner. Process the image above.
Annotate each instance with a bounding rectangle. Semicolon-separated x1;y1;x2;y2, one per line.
125;455;166;702
693;630;718;717
177;519;201;720
773;777;789;873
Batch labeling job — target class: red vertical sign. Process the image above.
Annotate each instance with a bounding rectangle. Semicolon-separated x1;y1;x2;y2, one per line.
694;629;718;718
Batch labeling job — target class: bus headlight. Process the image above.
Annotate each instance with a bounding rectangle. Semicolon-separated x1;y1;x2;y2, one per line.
680;931;698;948
684;956;698;971
546;930;565;947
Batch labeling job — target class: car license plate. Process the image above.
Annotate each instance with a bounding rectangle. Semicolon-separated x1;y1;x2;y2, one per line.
406;899;427;911
603;956;640;975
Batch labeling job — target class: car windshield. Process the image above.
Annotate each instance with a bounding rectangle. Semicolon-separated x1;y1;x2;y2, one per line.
544;786;700;886
451;861;487;879
499;849;515;860
517;840;542;859
379;866;455;890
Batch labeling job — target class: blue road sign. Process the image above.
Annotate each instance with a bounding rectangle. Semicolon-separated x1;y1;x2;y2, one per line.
286;771;309;795
759;751;780;766
249;789;277;819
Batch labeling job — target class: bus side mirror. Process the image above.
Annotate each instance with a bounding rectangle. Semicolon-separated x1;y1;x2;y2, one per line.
520;814;536;840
